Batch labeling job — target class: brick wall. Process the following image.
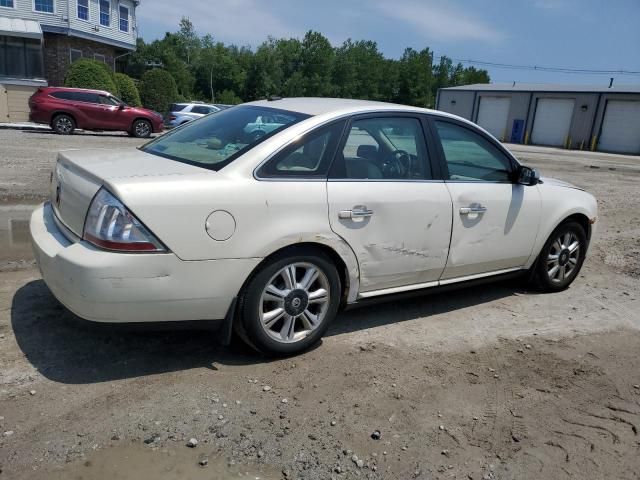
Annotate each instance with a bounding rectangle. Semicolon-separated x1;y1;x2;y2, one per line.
43;33;118;86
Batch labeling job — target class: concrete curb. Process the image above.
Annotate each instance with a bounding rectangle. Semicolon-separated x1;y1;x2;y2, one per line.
0;123;50;132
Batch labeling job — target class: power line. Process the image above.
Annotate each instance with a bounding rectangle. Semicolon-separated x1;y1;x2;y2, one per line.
434;56;640;76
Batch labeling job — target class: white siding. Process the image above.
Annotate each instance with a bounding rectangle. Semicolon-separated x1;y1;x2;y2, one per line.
0;0;135;48
68;0;136;48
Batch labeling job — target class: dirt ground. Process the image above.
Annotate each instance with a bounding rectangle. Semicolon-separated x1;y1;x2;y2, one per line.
0;129;639;480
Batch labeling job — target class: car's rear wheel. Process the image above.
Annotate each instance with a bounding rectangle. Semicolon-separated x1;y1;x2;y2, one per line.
131;119;152;138
531;220;587;292
52;114;75;135
237;249;341;356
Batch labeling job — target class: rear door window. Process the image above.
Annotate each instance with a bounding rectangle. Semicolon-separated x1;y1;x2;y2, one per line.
257;121;345;178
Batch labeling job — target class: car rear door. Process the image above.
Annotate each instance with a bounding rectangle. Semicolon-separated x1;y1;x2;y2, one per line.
326;114;452;294
428;117;541;280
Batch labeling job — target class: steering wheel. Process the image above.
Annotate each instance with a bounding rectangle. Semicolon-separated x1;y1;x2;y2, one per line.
381;150;411;178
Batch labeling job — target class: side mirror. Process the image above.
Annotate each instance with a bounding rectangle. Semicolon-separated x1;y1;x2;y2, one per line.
118;102;126;110
517;165;540;186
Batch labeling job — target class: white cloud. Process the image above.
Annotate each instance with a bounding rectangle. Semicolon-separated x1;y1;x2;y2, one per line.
136;0;298;45
374;0;506;44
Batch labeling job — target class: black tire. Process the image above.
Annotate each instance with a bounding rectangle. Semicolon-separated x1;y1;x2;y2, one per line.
51;114;75;135
237;248;341;356
131;119;152;138
530;220;587;292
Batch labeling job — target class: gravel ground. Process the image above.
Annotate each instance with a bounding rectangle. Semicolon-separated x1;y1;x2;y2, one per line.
0;129;639;479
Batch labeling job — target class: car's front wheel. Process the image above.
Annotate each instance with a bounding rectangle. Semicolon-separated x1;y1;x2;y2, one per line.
531;220;587;292
52;114;75;135
237;249;341;356
131;119;152;138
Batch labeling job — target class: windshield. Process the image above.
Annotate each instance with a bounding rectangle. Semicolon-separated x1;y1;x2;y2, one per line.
142;105;309;171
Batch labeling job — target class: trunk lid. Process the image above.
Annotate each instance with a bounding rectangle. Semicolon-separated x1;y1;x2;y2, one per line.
51;148;211;236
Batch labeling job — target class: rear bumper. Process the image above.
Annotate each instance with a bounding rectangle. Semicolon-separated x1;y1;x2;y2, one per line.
30;202;259;323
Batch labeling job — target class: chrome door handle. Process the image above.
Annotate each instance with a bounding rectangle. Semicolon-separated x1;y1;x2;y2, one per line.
338;206;374;220
460;206;487;215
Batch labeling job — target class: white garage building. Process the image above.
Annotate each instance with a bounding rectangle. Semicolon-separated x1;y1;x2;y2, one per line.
436;83;640;155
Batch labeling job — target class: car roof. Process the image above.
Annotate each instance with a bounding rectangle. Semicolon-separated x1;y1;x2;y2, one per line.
45;86;111;96
244;97;439;116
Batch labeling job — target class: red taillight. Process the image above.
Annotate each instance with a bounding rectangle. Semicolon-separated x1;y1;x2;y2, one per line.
83;188;166;253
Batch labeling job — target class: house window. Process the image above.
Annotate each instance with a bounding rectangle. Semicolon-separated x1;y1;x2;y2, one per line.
77;0;89;20
70;49;82;63
0;36;44;78
99;0;110;26
34;0;54;13
119;5;129;32
0;0;15;9
94;53;105;63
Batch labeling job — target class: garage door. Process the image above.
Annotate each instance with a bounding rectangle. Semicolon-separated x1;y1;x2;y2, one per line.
598;101;640;154
531;98;575;147
476;97;510;141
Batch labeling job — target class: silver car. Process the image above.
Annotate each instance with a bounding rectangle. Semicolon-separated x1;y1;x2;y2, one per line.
164;102;222;128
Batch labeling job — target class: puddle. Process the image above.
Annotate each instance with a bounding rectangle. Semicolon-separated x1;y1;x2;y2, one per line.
0;204;38;264
34;443;280;480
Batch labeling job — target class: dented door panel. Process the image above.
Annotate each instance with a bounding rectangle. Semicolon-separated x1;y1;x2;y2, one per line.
327;181;453;292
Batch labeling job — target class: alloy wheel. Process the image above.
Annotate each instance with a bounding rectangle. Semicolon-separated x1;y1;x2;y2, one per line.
259;262;330;343
546;232;581;283
135;121;151;137
56;117;73;134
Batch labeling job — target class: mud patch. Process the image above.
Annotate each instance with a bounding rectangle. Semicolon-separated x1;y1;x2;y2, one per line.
30;443;279;480
0;204;37;270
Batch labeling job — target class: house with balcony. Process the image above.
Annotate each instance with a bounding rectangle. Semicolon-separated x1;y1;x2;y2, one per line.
0;0;138;122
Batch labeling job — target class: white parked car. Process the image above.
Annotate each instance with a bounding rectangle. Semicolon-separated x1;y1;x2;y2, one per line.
30;98;597;355
164;102;223;128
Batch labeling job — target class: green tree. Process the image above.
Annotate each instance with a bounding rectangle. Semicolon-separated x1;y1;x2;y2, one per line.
397;48;433;107
299;31;334;96
139;69;179;112
114;73;142;106
64;59;118;95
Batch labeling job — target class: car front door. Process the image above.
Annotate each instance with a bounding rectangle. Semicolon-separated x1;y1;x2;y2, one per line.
326;115;453;294
430;118;541;280
97;94;125;130
72;92;107;129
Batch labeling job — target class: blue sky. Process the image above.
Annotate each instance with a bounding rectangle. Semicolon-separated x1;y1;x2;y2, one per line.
137;0;640;86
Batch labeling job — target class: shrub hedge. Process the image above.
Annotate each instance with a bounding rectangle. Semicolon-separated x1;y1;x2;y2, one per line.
64;59;118;95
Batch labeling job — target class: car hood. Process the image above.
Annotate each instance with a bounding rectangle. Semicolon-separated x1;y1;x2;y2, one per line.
127;106;161;118
541;176;584;191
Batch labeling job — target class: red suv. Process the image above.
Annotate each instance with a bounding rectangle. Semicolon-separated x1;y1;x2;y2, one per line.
29;87;163;138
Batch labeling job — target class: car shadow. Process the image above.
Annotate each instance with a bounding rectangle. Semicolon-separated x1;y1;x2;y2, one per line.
327;278;524;336
12;278;526;385
10;280;261;385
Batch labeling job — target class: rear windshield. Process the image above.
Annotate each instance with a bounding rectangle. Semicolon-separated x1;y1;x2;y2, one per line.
169;103;188;112
142;105;309;171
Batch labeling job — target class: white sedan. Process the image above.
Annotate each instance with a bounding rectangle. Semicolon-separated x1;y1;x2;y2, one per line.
30;98;597;355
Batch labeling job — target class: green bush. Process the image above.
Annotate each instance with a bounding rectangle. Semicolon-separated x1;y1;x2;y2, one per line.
216;89;243;105
139;69;179;113
64;59;118;95
114;73;142;107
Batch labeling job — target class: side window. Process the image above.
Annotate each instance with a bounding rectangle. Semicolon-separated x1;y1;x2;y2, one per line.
331;117;431;180
99;95;119;106
191;106;211;115
75;92;100;103
257;121;345;178
434;121;513;182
